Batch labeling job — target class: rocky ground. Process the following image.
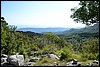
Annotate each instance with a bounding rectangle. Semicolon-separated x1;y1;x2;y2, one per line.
1;53;99;66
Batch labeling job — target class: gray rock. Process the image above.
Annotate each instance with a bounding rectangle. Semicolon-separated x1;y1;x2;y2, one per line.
72;59;77;64
93;60;99;64
47;54;59;60
1;54;8;63
17;55;24;66
67;59;81;66
7;53;24;66
67;61;73;65
1;54;8;58
1;57;7;63
86;62;93;66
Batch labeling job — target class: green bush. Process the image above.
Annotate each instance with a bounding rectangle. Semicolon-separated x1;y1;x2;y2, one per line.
60;47;72;61
55;49;63;57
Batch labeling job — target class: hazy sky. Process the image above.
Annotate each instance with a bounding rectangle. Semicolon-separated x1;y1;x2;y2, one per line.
1;1;86;28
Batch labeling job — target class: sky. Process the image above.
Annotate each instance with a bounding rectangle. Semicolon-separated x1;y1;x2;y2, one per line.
1;1;86;28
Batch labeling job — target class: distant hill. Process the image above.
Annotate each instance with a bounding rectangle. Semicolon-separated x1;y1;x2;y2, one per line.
16;31;42;38
55;23;99;35
16;27;71;33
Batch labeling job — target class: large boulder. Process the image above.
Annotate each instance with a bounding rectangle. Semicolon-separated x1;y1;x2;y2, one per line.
7;53;24;66
47;54;59;60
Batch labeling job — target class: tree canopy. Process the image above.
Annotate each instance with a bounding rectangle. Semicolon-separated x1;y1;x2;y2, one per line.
70;1;99;25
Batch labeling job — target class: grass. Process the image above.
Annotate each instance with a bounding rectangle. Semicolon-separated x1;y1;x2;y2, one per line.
33;57;68;66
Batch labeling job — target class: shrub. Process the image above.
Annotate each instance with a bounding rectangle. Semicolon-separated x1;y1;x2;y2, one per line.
55;49;63;57
60;47;72;61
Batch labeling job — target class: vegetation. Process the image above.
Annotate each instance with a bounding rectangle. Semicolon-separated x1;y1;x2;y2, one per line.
70;1;99;25
1;16;99;66
1;1;99;66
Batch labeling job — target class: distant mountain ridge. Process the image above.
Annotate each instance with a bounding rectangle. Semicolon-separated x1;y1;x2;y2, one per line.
17;27;71;33
55;23;99;35
16;23;99;34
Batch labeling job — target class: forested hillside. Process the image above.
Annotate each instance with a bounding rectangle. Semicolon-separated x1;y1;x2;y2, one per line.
57;23;99;51
1;17;99;66
55;23;99;35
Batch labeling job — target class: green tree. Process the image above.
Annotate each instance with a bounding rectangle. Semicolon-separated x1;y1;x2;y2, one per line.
1;17;8;54
81;37;99;60
43;32;60;45
1;17;21;55
82;37;99;53
70;1;99;25
9;25;17;32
